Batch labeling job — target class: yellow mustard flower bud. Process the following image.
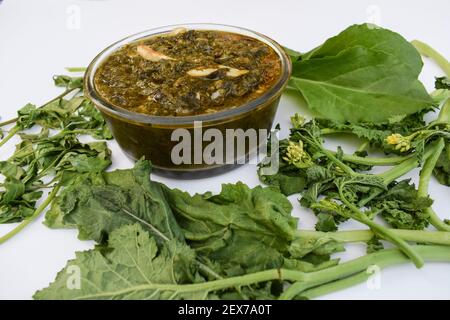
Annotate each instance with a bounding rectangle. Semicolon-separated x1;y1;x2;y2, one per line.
385;133;411;152
386;133;403;145
291;113;306;128
282;141;312;168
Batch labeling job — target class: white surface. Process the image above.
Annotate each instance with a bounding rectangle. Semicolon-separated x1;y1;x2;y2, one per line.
0;0;449;300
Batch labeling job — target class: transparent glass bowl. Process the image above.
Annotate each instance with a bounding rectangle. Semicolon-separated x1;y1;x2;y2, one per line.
84;23;291;177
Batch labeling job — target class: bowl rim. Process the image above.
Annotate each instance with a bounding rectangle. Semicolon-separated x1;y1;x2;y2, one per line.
84;23;292;125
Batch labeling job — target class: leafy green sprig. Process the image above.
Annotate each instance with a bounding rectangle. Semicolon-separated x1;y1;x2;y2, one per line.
259;112;449;263
0;74;112;243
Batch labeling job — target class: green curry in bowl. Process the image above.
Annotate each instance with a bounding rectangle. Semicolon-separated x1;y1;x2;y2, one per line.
85;24;291;177
94;29;282;117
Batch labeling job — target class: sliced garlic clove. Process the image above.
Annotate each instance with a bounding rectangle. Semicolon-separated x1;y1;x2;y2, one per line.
218;65;249;77
187;65;249;78
210;90;221;100
226;68;249;77
187;68;219;77
136;45;174;62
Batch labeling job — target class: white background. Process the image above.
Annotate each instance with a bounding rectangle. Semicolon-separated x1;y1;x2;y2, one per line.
0;0;449;299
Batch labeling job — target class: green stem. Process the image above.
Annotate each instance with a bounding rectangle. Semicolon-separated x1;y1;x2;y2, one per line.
357;140;369;152
66;245;450;300
340;152;411;166
320;128;350;135
0;117;18;127
417;138;450;231
0;185;61;244
65;67;87;72
278;280;322;300
349;215;425;267
419;102;450;232
357;140;441;207
194;261;249;299
49;128;99;141
280;245;450;300
308;130;409;168
339;189;424;268
31;151;68;183
41;87;79;107
297;228;450;245
426;208;450;232
418;138;444;195
364;222;424;268
0;126;20;148
411;40;450;76
292;270;370;299
72;268;287;300
377;147;432;184
431;89;450;105
311;139;356;176
435;99;450;125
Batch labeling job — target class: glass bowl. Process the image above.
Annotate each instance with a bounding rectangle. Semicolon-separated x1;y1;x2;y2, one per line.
84;23;291;178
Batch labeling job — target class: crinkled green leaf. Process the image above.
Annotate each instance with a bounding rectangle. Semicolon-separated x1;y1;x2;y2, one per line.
0;161;25;179
1;136;110;224
435;77;450;90
34;224;204;300
314;212;338;232
367;236;384;254
258;170;306;196
434;143;450;186
369;180;432;230
45;160;184;244
53;75;83;90
0;203;35;224
165;182;298;274
289;236;344;258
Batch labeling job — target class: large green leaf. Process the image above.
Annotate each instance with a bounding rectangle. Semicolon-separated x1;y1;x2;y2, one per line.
45;160;184;244
289;24;433;124
46;160;341;278
164;182;298;274
34;224;204;300
302;24;423;75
